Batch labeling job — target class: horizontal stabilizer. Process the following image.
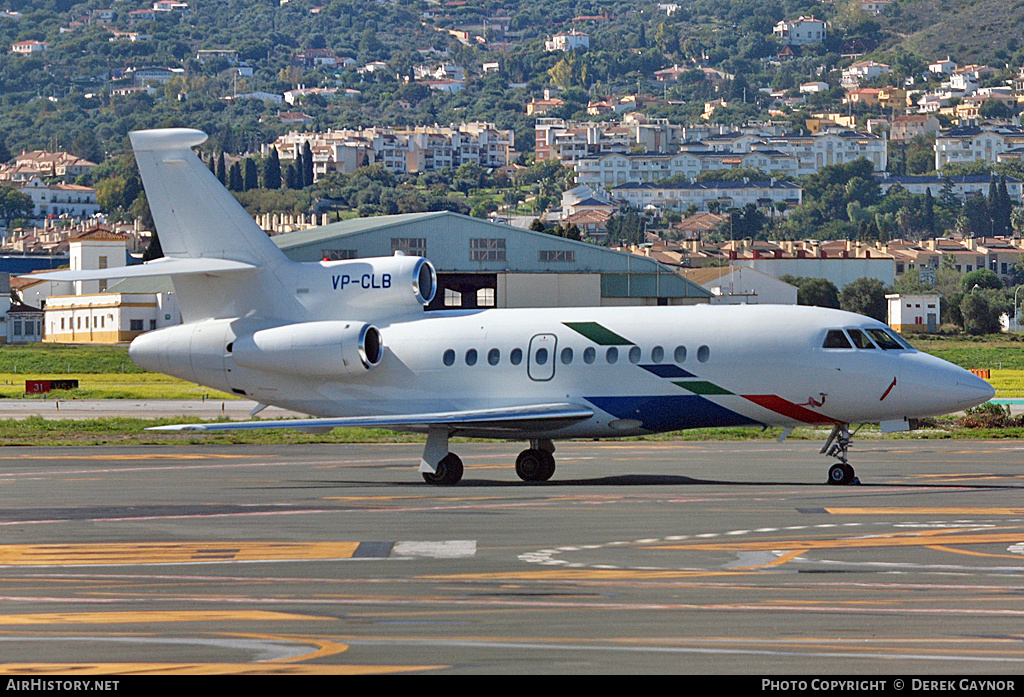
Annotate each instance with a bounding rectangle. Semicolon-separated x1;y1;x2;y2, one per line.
25;257;259;282
147;402;594;434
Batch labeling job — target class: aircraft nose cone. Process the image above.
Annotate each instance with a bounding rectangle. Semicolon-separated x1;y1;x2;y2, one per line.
901;353;995;417
954;371;996;408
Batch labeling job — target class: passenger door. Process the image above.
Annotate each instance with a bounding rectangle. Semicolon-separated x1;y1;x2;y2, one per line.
527;333;557;381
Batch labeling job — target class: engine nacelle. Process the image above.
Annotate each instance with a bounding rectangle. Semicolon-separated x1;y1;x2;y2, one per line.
232;320;382;377
319;255;436;313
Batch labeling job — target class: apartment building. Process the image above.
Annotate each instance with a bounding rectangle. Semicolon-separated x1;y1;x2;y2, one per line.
610;179;803;214
934;125;1024;170
571;128;885;186
267;122;514;178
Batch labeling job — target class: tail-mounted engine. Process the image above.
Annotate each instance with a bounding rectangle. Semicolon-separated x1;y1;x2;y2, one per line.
319;255;436;315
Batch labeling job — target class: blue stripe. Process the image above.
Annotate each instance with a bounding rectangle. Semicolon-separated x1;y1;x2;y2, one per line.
585;395;760;432
639;364;697;378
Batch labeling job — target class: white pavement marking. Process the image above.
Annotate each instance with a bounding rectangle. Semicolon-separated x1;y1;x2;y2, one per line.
391;541;476;559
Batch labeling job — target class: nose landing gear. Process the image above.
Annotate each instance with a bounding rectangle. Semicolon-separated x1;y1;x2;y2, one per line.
821;423;861;486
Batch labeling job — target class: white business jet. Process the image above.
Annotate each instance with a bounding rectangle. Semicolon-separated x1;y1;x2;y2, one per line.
34;129;995;486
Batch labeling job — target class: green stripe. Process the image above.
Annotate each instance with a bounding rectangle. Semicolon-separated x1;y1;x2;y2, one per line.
562;322;633;345
673;380;733;395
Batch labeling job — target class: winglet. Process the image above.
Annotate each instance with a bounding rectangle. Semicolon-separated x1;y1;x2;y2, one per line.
129;128;208;152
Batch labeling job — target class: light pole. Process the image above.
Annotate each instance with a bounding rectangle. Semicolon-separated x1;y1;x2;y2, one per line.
1015;285;1024;330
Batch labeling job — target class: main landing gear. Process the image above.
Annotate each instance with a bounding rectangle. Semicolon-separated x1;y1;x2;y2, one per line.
419;430;557;486
821;423;861;486
515;440;556;482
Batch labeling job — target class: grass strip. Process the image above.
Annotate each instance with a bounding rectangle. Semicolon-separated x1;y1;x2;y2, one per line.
0;416;1007;447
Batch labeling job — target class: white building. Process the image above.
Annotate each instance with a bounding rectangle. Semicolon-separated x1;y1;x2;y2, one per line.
773;17;826;46
734;256;895;289
929;58;957;75
841;61;890;88
934;126;1024;171
573;130;885;186
886;293;940;333
68;229;128;294
268;123;514;178
875;174;1023;203
15;177;99;221
799;81;830;94
681;266;798;305
45;292;179;343
545;30;589;52
611;180;802;214
10;40;47;55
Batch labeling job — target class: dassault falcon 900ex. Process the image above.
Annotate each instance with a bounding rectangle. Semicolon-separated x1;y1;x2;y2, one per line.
33;129;995;486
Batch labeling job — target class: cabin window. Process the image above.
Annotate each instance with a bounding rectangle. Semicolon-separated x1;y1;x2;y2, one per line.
697;345;710;362
487;348;500;365
674;346;687;363
628;346;641;363
866;328;902;350
651;346;664;363
443;349;455;366
535;348;549;365
822;330;852;349
847;329;876;349
510;348;523;365
561;347;573;364
606;347;619;364
583;347;596;364
465;348;478;366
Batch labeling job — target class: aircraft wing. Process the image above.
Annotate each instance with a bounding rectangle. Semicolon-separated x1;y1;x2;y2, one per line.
147;402;595;434
25;256;259;282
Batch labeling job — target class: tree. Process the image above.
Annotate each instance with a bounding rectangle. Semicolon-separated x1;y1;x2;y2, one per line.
781;276;842;309
263;149;281;189
215;151;226;185
961;269;1003;292
840;277;887;321
0;185;32;229
960;291;1002;335
243;158;259;192
228;162;243;192
302;141;314;188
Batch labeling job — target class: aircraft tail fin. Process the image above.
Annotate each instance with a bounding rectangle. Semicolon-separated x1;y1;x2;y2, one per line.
128;129;305;323
130;129;287;269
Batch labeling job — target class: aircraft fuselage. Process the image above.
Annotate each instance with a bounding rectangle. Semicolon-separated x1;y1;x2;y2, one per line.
130;302;991;440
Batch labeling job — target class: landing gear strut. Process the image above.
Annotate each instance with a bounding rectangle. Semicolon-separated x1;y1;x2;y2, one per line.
516;440;556;482
821;423;860;485
420;428;463;486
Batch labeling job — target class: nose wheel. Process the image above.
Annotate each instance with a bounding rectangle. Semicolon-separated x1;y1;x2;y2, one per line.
821;423;861;485
828;462;856;486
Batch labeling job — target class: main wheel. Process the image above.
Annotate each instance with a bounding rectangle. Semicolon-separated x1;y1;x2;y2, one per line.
516;449;552;482
827;462;855;486
539;450;556;481
423;453;463;486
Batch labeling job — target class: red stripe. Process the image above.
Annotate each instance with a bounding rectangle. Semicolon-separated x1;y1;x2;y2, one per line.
742;395;842;425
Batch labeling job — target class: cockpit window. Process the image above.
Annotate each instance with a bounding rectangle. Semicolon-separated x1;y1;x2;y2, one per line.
888;330;915;350
866;328;903;350
822;330;852;349
846;329;876;349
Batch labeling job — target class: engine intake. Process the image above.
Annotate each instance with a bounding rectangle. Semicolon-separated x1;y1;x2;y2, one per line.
232;321;382;377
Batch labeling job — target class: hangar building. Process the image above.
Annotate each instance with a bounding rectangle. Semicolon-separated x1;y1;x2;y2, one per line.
272;211;711;309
